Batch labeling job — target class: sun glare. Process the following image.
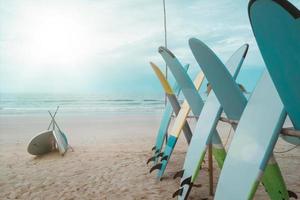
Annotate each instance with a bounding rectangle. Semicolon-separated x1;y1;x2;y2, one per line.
1;1;152;93
22;9;94;68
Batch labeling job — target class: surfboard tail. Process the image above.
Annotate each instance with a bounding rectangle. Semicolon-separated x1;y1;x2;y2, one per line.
174;182;202;200
179;147;223;199
149;135;178;180
247;154;296;200
176;134;226;200
157;135;178;179
260;156;293;200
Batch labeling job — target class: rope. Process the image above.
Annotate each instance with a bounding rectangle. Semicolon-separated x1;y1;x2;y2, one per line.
274;144;299;154
224;124;233;148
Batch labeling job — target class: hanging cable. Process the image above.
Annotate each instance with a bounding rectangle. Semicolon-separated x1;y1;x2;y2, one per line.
163;0;167;51
163;0;168;106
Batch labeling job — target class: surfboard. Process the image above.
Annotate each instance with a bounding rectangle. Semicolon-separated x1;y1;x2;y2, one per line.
50;113;68;155
150;47;225;181
151;64;191;160
159;47;204;117
214;70;287;200
249;0;300;144
190;39;248;120
53;129;68;155
174;42;248;199
27;130;55;155
148;63;193;164
149;68;206;179
188;38;291;200
149;47;205;178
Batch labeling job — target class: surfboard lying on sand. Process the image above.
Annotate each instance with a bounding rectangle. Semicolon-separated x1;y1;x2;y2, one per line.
249;0;300;146
188;38;293;200
150;64;191;162
148;63;193;164
173;41;249;200
27;130;55;155
49;112;68;155
28;110;69;156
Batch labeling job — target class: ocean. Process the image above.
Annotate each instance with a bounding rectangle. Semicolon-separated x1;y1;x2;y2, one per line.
0;92;252;116
0;93;172;115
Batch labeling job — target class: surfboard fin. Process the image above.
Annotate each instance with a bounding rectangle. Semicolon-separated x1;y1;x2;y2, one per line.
149;163;162;173
146;152;164;164
288;190;298;199
157;152;164;157
172;188;183;198
180;176;192;187
160;155;168;161
146;156;156;165
173;170;184;179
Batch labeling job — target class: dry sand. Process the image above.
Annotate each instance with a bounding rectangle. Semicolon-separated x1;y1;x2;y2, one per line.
0;114;299;199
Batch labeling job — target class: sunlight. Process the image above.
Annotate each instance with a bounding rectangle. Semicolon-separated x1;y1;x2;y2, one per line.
22;9;95;69
0;0;163;93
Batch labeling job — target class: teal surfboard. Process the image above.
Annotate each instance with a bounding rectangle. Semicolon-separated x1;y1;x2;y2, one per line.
150;64;191;161
159;47;204;117
249;0;300;145
214;71;288;200
190;39;247;120
174;42;248;199
150;47;225;181
189;38;291;200
148;63;193;164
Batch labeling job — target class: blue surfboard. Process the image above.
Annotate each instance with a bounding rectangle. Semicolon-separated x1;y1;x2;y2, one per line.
148;63;193;165
150;47;225;181
249;0;300;145
189;38;291;200
214;71;288;200
151;64;191;160
174;42;248;200
159;47;204;117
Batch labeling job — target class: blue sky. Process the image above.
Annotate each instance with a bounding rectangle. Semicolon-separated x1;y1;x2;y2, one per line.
0;0;299;97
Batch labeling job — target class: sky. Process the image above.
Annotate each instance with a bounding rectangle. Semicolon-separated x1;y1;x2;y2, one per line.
0;0;300;97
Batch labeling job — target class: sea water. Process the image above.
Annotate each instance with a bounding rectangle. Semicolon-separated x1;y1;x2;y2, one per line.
0;93;171;115
0;92;252;116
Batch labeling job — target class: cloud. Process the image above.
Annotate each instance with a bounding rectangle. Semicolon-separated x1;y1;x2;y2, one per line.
0;0;299;95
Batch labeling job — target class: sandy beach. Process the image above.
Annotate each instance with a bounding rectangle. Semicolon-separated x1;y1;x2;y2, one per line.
0;113;299;200
1;0;300;199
